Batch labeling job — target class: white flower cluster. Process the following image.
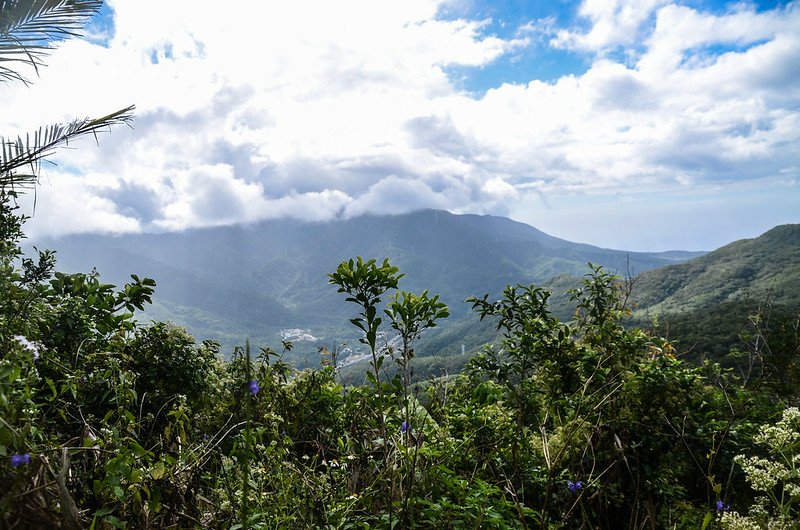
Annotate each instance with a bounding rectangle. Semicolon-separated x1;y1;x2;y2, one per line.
719;511;764;530
733;455;791;492
720;408;800;530
765;518;796;530
13;335;40;360
755;407;800;450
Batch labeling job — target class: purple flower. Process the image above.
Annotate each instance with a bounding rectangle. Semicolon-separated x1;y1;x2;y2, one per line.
716;500;730;512
10;453;30;468
400;421;410;434
249;380;259;396
567;480;583;493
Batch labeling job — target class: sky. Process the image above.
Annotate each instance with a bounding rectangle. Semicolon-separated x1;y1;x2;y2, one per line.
2;0;799;251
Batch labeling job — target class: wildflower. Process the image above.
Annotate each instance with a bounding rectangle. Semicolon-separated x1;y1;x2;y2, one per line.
400;421;410;433
249;380;259;396
716;499;730;512
13;335;39;360
10;453;30;468
567;480;583;493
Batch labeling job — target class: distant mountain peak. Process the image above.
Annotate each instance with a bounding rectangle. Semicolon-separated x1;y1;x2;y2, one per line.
40;209;730;358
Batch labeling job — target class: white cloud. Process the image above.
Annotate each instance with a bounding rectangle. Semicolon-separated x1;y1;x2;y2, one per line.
481;176;519;201
344;175;461;217
552;0;668;52
639;3;799;74
22;171;140;239
1;0;797;245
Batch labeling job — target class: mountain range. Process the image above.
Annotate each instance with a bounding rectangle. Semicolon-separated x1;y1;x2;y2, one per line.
33;210;797;371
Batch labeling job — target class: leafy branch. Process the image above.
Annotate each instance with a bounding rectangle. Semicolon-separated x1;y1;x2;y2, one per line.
1;105;135;190
0;0;103;85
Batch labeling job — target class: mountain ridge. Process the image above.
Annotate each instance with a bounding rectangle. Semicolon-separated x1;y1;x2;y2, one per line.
631;223;800;315
625;223;800;360
33;208;708;360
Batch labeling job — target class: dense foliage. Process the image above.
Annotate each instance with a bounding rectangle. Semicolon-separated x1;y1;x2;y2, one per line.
2;191;800;527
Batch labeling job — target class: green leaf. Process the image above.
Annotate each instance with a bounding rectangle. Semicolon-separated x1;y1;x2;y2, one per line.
129;441;148;457
45;378;57;400
94;507;115;518
104;515;125;529
112;485;124;500
0;363;20;382
150;461;165;480
700;511;713;530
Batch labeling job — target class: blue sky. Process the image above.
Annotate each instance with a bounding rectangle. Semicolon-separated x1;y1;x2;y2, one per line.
439;1;590;89
4;0;799;251
440;0;793;91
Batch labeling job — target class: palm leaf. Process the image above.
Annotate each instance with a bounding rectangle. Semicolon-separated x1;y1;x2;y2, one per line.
0;104;134;190
0;0;102;84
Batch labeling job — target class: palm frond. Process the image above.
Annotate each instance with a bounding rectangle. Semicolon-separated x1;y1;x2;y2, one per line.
0;170;36;192
0;104;134;190
0;0;102;84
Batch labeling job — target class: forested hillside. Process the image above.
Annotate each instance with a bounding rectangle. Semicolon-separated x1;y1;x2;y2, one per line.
375;224;800;381
631;224;799;314
628;224;800;362
38;209;703;363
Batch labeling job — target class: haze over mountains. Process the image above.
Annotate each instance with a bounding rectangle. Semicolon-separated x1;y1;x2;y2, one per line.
34;209;798;369
34;209;703;359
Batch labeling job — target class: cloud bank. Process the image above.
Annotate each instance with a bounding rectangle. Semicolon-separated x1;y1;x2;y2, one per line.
3;0;798;249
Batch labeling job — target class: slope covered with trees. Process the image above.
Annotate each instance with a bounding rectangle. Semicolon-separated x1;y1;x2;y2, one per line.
631;224;800;314
39;209;704;362
628;225;800;364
